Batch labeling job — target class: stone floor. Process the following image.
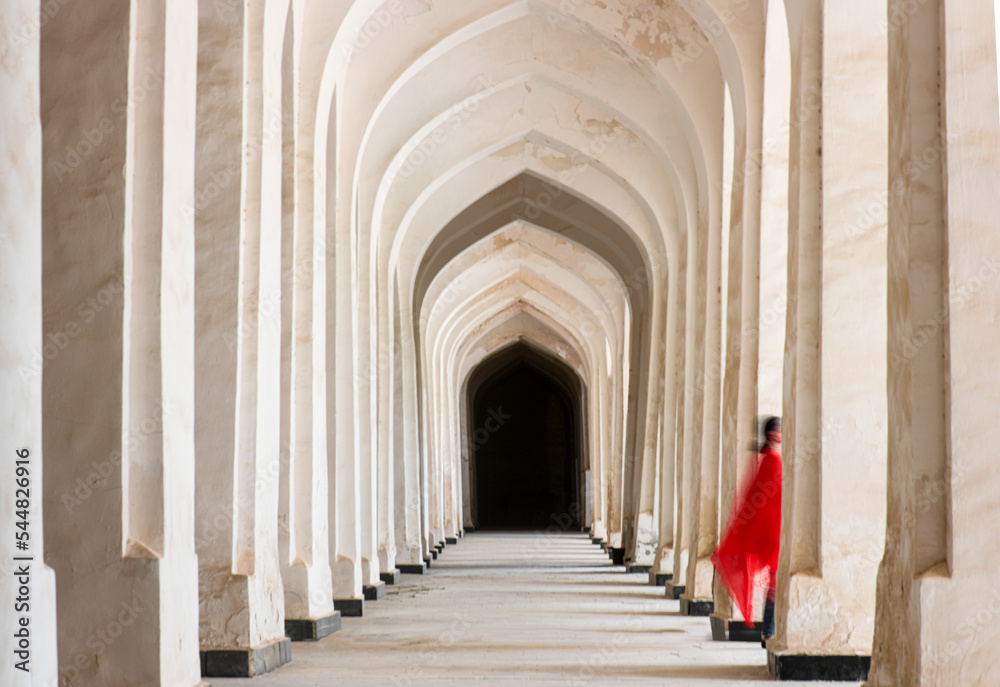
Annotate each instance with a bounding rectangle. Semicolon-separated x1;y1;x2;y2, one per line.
212;532;860;686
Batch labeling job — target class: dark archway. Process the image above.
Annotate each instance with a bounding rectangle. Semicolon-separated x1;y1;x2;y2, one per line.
468;342;584;530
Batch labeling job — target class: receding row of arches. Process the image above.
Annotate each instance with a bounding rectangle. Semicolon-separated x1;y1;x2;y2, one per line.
2;0;999;685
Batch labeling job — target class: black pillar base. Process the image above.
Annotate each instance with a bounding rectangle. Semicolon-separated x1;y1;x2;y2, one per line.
709;613;762;642
768;651;871;681
398;562;427;575
380;569;401;585
363;581;386;601
434;542;445;553
285;612;341;642
626;563;651;574
668;584;686;600
648;571;673;586
680;595;714;616
446;536;458;545
729;620;764;642
429;549;438;560
333;598;364;617
465;526;476;533
591;537;604;546
200;637;292;678
609;548;626;565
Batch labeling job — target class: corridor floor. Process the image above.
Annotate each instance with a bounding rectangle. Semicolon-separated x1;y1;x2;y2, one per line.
213;532;860;686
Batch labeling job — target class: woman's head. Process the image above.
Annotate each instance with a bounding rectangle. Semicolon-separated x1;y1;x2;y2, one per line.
763;416;781;448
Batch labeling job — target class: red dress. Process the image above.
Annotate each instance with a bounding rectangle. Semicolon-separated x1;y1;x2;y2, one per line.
711;445;782;624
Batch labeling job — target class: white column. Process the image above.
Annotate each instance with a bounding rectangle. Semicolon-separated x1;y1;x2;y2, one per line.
652;252;686;581
331;94;364;602
41;0;202;683
771;0;888;677
0;4;58;683
869;0;1000;683
193;0;286;667
278;1;337;630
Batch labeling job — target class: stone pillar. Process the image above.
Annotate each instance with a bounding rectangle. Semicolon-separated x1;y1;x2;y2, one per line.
331;98;365;612
193;0;289;675
41;0;203;683
277;3;340;642
354;232;383;598
625;271;667;571
681;155;724;615
769;0;888;680
651;252;686;586
0;4;58;682
868;0;1000;684
375;310;400;583
709;0;777;637
756;0;790;423
394;312;428;573
671;203;709;600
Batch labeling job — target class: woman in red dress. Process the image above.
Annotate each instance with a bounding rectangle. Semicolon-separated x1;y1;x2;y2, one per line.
711;416;782;644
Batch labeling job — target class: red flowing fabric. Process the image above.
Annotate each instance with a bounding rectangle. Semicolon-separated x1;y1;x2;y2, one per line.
711;446;782;625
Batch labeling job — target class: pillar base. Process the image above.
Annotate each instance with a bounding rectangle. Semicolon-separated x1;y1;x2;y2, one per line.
465;526;476;533
767;650;871;681
680;595;714;616
446;536;458;545
334;598;364;617
591;537;605;546
709;613;762;642
380;569;401;585
363;582;386;601
626;564;651;574
200;637;292;678
398;563;426;575
648;571;672;586
609;548;626;565
285;612;341;642
424;555;434;566
668;584;686;600
434;542;445;553
710;613;728;641
429;549;438;560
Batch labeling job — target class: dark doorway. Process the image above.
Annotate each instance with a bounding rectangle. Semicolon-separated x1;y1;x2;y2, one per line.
470;345;582;530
